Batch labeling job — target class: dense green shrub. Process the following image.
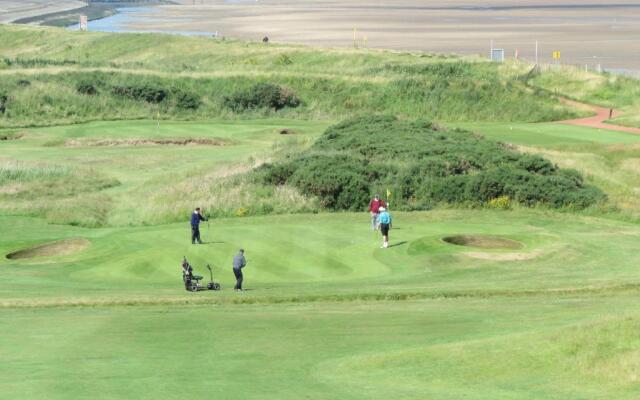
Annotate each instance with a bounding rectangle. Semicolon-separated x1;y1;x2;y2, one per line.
0;92;8;114
111;84;167;103
76;81;97;95
172;89;201;110
257;116;605;211
223;83;300;111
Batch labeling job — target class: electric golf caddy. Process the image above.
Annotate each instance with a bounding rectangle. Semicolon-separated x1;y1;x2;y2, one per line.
182;257;221;292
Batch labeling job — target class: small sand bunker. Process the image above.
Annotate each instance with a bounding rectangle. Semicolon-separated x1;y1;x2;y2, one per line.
6;238;90;260
443;235;523;250
65;138;229;147
0;132;25;141
463;251;540;261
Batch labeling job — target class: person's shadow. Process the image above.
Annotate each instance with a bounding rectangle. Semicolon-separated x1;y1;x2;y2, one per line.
388;241;408;248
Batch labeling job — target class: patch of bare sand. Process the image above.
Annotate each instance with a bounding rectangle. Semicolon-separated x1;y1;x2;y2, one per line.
0;0;85;23
64;137;230;147
0;132;25;141
6;238;90;260
464;249;544;261
463;243;569;262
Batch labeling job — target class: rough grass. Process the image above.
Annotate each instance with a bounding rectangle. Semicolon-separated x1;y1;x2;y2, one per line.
0;119;328;226
0;25;577;127
529;65;640;128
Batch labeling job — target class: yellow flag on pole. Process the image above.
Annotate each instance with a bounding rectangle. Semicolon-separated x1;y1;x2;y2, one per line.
386;188;391;199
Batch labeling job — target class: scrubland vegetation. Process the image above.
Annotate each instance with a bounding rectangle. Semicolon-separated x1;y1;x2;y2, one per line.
0;25;578;127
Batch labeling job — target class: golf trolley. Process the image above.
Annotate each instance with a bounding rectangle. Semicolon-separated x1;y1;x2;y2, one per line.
182;257;221;292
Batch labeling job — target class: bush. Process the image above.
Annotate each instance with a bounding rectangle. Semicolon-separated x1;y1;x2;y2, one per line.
286;155;370;210
76;81;97;96
256;115;605;211
276;54;293;66
0;92;8;114
223;83;300;111
516;154;556;175
172;89;201;110
111;84;167;103
488;196;512;209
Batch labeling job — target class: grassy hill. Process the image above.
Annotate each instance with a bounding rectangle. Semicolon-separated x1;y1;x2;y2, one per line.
0;24;578;127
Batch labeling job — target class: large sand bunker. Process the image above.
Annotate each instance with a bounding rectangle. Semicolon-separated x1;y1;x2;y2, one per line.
443;235;524;250
6;238;90;260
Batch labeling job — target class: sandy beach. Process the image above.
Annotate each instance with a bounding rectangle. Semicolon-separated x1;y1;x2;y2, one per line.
131;0;640;71
0;0;85;23
4;0;640;71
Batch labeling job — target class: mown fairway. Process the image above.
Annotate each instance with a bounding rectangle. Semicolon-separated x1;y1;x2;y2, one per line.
2;118;640;399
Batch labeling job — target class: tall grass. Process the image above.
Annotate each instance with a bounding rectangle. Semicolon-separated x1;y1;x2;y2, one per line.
0;65;575;128
529;65;640;128
0;160;119;226
0;25;577;127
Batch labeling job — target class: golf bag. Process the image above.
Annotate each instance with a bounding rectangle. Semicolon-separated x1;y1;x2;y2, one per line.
181;258;221;292
182;258;203;292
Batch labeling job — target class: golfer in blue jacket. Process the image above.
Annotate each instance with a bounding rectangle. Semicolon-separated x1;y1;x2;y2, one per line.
377;207;392;248
190;207;207;244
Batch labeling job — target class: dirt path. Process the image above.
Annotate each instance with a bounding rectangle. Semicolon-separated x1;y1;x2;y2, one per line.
558;99;640;135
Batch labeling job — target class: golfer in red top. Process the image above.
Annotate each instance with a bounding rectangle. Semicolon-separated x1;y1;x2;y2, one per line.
368;194;386;231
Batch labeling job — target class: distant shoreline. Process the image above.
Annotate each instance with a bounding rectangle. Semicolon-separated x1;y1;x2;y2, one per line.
11;1;174;27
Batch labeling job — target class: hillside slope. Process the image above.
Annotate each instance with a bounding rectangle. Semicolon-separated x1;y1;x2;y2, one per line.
0;25;577;127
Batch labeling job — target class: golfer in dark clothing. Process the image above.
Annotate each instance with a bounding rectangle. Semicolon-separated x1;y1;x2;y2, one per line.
233;249;247;291
190;207;207;244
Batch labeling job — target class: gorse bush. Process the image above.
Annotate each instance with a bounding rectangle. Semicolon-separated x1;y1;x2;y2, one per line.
112;84;168;103
0;92;7;114
0;65;573;127
256;116;605;210
172;89;201;110
223;83;301;111
76;81;97;96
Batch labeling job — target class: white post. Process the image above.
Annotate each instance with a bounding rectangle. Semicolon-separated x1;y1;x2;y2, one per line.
490;40;494;60
535;40;538;65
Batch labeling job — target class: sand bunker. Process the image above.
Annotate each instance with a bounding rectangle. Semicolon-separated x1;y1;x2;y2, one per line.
443;235;524;250
6;238;90;260
463;250;540;261
64;138;229;147
0;132;25;141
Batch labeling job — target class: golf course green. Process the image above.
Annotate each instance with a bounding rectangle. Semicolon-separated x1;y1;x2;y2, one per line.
2;25;640;399
2;117;640;399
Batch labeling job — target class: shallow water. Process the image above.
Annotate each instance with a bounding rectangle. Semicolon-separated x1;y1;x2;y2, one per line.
68;7;217;37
